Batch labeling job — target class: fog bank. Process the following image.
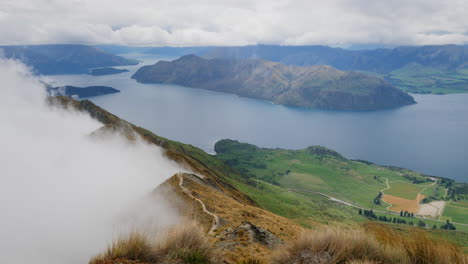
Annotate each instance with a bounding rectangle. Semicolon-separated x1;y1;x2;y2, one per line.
0;59;184;263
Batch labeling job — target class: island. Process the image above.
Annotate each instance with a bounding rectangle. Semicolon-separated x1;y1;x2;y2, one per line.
131;55;415;111
90;67;130;76
47;85;120;98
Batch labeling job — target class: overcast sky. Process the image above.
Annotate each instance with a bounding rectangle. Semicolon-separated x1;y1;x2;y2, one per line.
1;0;467;46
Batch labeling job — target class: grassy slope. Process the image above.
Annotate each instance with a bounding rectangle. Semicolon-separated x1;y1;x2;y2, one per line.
214;139;444;210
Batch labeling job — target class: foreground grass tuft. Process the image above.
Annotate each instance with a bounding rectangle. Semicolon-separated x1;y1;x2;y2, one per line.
90;222;219;264
270;224;466;264
90;232;152;264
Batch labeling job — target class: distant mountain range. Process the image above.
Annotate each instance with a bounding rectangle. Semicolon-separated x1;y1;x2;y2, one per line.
132;55;415;110
0;44;138;74
204;45;468;94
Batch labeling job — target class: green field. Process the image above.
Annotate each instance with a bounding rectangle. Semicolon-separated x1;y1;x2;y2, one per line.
442;201;468;223
385;181;431;200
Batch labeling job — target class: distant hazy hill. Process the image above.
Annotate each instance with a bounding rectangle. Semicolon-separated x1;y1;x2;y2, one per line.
90;67;129;76
132;55;415;110
0;44;138;74
48;85;120;98
204;45;468;94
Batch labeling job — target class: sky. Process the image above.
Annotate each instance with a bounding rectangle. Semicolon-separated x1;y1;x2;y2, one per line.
0;0;468;46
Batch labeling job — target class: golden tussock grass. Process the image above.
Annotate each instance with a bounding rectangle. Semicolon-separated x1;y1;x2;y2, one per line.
270;223;467;264
89;221;220;264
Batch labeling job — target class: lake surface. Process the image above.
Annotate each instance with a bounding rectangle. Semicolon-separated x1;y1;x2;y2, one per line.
48;54;468;183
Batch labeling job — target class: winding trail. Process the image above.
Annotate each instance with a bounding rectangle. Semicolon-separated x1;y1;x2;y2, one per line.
177;173;222;235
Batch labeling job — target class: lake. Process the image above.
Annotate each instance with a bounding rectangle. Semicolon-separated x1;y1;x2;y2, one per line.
48;54;468;183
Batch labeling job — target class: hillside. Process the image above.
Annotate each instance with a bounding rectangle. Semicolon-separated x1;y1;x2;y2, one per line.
214;139;468;227
0;44;138;74
49;97;468;262
131;55;415;110
204;44;468;94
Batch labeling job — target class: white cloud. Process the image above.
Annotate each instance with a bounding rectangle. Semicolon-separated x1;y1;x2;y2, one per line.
0;58;184;263
0;0;467;46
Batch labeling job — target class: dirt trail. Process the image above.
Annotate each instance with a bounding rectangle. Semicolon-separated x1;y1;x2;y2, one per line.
177;173;222;235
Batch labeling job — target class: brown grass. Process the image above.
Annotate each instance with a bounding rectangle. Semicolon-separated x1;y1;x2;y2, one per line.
382;194;424;213
89;221;220;264
365;223;467;264
270;228;407;264
237;257;266;264
90;232;152;264
151;221;220;263
270;224;467;264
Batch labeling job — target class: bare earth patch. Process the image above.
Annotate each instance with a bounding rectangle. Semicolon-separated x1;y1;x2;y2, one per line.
382;193;425;213
418;201;446;218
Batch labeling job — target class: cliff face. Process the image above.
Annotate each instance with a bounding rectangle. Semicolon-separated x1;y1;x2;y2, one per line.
132;55;415;110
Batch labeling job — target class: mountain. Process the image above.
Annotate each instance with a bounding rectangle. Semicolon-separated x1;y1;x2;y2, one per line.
204;44;468;94
0;44;139;74
90;67;129;76
48;96;468;263
131;54;415;110
47;85;120;98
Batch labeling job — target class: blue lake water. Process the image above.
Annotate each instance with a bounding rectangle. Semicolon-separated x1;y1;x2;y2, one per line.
48;55;468;183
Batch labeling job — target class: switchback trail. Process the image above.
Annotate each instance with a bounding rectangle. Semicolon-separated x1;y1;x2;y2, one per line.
177;173;222;235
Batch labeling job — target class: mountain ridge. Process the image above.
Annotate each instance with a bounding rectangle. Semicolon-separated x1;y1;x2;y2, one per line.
132;55;415;110
0;44;138;74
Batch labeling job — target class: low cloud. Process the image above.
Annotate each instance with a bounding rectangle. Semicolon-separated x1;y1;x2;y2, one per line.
0;59;184;263
0;0;468;46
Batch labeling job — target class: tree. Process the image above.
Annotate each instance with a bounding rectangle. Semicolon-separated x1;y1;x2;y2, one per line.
417;220;426;227
358;209;362;215
441;220;456;230
400;211;403;216
432;225;437;229
411;212;414;217
392;218;396;223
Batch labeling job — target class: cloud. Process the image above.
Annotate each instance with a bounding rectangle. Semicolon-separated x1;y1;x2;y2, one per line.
0;58;184;263
0;0;468;46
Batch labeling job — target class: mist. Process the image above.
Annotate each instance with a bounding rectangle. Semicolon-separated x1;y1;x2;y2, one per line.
0;58;185;263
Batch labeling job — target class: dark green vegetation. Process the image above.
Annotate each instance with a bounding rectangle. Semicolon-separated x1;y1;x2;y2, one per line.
47;86;120;98
90;67;129;76
132;55;415;110
205;44;468;94
0;44;138;74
